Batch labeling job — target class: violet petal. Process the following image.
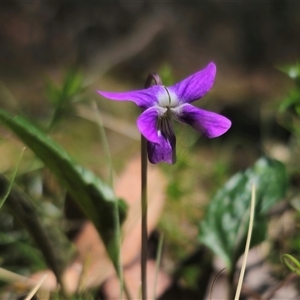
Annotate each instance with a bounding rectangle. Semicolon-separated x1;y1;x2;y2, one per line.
177;103;231;138
137;107;160;144
97;85;164;109
147;134;176;164
169;62;216;104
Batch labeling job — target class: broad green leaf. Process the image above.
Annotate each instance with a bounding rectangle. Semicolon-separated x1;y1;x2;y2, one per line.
199;157;288;270
0;109;127;266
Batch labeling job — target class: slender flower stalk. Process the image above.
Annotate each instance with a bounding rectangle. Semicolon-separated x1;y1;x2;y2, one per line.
140;73;161;300
141;135;148;300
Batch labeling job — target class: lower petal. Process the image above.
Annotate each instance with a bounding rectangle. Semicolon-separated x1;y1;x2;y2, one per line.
137;107;161;144
138;107;177;164
147;134;176;164
177;103;231;138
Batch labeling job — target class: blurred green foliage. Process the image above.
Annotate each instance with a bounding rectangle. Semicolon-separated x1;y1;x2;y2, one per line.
199;157;288;271
158;64;175;87
0;108;127;272
45;67;87;128
0;68;128;298
277;62;300;135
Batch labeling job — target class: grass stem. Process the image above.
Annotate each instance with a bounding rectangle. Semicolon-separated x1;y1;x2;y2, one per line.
93;101;131;300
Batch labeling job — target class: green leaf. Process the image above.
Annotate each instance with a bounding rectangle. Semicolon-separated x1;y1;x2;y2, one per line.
0;109;127;266
199;157;288;270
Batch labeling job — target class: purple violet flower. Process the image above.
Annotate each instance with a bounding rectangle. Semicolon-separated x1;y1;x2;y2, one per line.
97;62;231;164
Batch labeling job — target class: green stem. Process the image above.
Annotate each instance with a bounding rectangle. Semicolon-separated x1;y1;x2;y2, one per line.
141;135;148;300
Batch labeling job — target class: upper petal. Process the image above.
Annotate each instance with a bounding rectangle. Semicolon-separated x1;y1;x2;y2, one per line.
168;62;216;104
97;85;164;109
176;103;231;138
137;106;161;144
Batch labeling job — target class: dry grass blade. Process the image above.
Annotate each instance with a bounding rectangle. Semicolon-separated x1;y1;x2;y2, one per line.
0;267;38;286
234;184;256;300
0;267;50;299
24;274;48;300
76;104;139;140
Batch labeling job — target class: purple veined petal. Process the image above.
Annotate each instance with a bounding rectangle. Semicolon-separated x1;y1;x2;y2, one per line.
138;107;176;164
168;62;216;104
147;115;176;164
147;134;176;164
97;85;164;109
137;107;161;144
177;103;231;138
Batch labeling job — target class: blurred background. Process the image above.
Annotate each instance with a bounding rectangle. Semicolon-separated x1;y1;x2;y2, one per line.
1;1;300;105
1;1;300;162
1;1;300;299
1;1;300;190
1;2;299;117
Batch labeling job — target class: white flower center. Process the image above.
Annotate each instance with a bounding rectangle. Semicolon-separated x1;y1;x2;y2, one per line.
157;87;179;108
154;87;180;139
